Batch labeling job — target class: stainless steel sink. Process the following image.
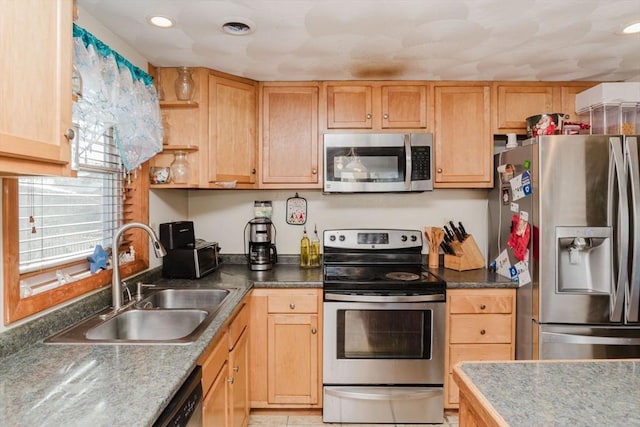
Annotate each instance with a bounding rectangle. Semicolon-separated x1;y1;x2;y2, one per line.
136;288;230;309
85;309;209;341
45;287;240;344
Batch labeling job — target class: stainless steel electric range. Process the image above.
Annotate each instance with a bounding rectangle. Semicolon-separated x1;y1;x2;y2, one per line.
322;228;446;424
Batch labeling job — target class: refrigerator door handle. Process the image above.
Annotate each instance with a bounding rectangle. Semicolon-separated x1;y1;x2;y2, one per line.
608;137;629;322
625;136;640;322
542;331;640;346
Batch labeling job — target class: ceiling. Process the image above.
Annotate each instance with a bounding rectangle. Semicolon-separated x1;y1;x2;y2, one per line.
77;0;640;82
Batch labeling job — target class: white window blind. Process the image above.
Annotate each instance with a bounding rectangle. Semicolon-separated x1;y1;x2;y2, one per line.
18;125;124;274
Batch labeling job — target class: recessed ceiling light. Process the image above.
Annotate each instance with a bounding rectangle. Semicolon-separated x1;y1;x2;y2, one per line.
222;20;254;35
148;15;174;28
622;21;640;34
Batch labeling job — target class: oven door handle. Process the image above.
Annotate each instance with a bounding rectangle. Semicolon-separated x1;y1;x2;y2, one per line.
324;292;445;303
325;387;441;401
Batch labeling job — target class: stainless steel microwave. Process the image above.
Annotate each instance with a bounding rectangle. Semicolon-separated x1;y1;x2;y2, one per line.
323;133;433;193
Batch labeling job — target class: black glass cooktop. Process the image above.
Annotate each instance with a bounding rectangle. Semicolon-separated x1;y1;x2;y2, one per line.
323;264;446;294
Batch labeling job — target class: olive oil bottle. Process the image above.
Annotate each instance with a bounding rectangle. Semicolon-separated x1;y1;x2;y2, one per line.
300;226;310;268
310;225;321;267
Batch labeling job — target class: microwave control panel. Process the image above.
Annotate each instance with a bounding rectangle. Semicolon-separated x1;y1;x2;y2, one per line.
411;145;431;180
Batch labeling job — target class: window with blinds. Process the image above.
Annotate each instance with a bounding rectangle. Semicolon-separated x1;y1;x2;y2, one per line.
18;125;124;290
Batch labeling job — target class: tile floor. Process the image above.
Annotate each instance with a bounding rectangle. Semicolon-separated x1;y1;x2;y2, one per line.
247;412;459;427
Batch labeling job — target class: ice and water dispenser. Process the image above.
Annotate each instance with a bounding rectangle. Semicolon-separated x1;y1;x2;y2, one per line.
556;226;612;294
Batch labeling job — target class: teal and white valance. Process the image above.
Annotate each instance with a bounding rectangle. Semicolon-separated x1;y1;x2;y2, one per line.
72;24;162;171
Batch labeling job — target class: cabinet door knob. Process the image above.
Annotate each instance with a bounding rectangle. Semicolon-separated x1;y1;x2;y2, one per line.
480;329;486;335
251;168;256;174
437;168;443;174
366;113;372;119
312;168;317;175
233;366;239;372
311;327;317;334
64;128;75;141
289;303;296;310
383;113;389;119
227;377;234;384
480;304;486;310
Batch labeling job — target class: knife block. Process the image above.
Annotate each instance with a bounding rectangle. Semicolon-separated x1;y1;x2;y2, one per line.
444;234;485;271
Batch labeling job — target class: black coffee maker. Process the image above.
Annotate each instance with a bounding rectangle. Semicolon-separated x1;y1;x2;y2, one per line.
244;218;277;271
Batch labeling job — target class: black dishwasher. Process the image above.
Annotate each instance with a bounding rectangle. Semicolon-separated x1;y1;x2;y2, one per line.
153;366;203;427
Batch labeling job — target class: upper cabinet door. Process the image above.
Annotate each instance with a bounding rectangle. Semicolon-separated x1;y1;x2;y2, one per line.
325;82;428;130
381;85;427;129
260;84;320;188
209;75;257;186
434;85;492;188
326;84;373;129
493;84;554;133
0;0;73;176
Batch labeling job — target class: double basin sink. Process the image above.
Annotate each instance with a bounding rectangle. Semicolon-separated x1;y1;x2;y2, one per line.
46;287;240;344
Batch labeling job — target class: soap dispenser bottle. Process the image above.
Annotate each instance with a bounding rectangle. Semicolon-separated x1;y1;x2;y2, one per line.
300;226;310;268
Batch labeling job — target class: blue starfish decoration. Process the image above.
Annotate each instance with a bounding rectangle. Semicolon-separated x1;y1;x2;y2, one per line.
87;244;108;273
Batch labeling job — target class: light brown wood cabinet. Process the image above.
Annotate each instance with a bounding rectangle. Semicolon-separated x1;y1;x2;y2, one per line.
324;82;428;130
259;83;321;188
434;84;493;188
200;302;250;427
208;75;258;188
493;83;554;134
152;68;258;189
0;0;74;176
444;288;516;409
250;288;322;408
492;82;598;134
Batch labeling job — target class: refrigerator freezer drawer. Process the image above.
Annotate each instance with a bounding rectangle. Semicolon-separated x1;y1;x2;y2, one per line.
538;324;640;360
323;386;443;424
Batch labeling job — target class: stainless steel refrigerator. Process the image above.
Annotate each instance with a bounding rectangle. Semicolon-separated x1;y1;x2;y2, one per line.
488;134;640;360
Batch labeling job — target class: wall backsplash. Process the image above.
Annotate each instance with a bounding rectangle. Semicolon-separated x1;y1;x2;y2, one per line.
149;189;490;267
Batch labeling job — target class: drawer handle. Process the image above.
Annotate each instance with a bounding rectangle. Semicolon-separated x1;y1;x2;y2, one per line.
289;303;296;310
311;327;317;335
480;329;486;335
480;304;486;310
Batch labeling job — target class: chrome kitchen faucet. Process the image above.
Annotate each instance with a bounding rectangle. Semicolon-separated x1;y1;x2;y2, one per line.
111;222;167;312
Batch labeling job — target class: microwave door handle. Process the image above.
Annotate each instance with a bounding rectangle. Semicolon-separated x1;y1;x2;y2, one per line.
608;137;628;323
625;137;640;322
404;135;412;190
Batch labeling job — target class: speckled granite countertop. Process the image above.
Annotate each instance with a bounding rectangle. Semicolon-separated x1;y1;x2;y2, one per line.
454;360;640;426
0;259;510;427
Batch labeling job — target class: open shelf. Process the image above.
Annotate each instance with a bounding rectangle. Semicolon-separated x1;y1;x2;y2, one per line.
160;100;199;109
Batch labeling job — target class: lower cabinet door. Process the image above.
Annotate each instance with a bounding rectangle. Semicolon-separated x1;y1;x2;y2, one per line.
203;359;228;427
229;329;249;427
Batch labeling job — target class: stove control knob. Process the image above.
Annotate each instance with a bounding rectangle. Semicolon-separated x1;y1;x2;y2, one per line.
410;235;418;242
401;235;408;242
339;235;345;241
329;235;336;242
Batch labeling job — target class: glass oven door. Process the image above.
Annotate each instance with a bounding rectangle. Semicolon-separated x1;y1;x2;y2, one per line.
323;300;445;385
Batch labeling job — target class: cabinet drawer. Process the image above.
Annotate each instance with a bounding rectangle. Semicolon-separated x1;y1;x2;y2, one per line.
267;293;317;314
448;344;512;373
449;314;512;343
229;303;249;349
449;293;513;314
